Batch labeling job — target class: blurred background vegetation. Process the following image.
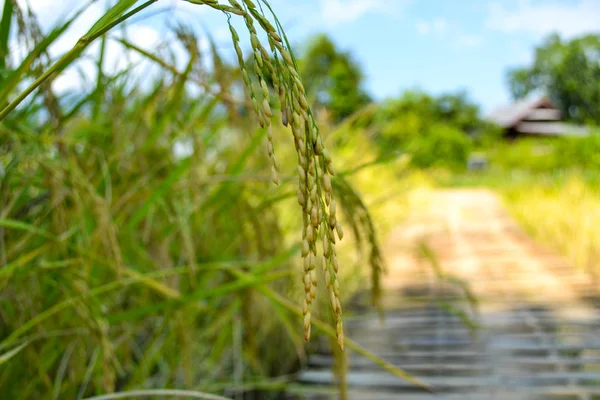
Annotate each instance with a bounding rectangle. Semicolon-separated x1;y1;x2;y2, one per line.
0;0;599;399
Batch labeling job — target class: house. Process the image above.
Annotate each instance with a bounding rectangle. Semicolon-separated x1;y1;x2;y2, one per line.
486;96;589;139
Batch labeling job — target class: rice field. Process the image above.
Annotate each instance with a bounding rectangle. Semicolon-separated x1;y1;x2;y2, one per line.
0;1;416;398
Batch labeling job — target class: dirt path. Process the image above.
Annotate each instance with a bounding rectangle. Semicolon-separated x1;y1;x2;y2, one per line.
299;189;600;399
383;189;593;311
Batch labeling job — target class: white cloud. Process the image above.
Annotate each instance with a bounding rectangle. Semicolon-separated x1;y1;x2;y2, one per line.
16;0;76;18
129;25;161;50
415;17;447;36
416;21;430;35
51;60;94;94
486;0;600;38
320;0;410;24
415;16;483;49
214;27;231;42
457;34;484;48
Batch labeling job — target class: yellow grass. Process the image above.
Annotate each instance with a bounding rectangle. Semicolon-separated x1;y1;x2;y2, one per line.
504;175;600;283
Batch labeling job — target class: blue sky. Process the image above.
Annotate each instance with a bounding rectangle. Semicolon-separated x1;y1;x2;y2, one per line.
19;0;600;114
264;0;600;113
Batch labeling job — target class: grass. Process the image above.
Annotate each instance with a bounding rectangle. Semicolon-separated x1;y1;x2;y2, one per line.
502;173;600;284
0;1;428;399
426;126;600;285
432;147;600;285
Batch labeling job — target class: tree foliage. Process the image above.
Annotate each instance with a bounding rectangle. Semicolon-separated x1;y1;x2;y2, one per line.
360;89;490;154
376;90;483;132
299;34;371;122
408;123;473;169
507;33;600;124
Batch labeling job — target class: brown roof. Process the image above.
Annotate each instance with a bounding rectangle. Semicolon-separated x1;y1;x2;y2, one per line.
486;96;555;128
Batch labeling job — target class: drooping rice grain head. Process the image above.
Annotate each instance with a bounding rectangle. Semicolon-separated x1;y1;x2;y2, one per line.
197;0;345;348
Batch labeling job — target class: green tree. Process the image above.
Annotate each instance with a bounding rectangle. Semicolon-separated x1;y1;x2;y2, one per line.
368;89;489;150
349;89;483;168
507;33;600;124
409;123;473;169
299;34;371;122
436;91;481;135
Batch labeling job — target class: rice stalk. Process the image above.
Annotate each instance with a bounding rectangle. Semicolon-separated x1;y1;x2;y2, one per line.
0;1;422;397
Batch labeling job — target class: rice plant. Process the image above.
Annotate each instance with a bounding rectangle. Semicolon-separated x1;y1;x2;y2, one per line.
504;174;600;284
0;1;426;398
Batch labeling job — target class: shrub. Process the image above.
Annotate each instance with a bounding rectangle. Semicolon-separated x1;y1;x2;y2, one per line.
409;124;472;170
554;131;600;170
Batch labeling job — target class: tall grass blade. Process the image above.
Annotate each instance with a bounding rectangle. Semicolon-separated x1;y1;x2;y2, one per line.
0;0;155;119
0;341;28;365
85;0;138;37
0;5;85;103
0;0;12;71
